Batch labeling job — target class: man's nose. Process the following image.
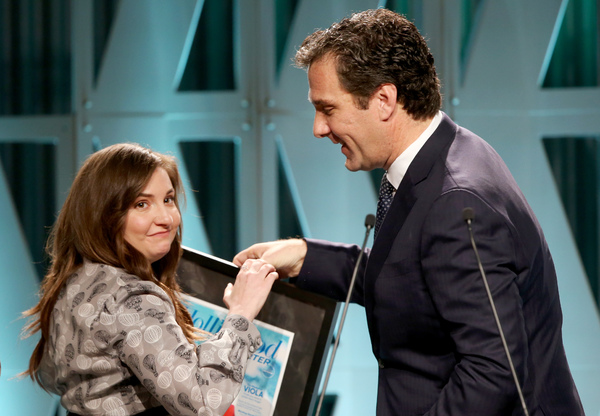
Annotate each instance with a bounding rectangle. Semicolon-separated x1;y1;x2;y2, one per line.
313;112;331;138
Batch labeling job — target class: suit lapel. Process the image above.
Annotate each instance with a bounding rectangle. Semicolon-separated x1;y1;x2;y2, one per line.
365;114;458;292
367;171;417;281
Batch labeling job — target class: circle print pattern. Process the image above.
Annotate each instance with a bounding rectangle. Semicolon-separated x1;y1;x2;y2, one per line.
92;359;111;374
87;398;102;410
118;312;140;326
146;294;163;306
174;364;192;382
144;325;162;343
157;371;173;389
107;408;127;416
206;388;223;409
78;303;95;317
102;396;124;412
100;312;116;325
76;355;92;370
126;330;143;348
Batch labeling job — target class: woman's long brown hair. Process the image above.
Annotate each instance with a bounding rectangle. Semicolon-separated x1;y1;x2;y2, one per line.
21;143;200;385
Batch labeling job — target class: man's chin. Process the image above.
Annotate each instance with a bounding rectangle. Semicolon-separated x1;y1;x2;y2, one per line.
344;160;362;172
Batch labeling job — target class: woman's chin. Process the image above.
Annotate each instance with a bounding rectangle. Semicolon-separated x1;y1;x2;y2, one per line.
148;249;170;264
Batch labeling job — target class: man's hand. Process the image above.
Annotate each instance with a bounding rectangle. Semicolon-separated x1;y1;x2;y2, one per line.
233;239;307;279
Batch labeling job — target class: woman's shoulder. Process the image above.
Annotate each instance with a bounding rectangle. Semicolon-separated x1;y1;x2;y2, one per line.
65;260;170;308
69;260;136;289
56;261;128;306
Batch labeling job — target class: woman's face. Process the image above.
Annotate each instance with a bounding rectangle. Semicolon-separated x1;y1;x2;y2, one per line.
123;167;181;263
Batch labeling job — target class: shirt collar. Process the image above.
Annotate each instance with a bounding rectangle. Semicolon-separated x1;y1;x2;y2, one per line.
385;111;442;189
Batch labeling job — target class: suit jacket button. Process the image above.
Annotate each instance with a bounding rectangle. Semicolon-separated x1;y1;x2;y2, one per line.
378;359;385;369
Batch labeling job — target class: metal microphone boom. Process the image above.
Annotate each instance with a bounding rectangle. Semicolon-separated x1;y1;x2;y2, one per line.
314;213;375;416
463;207;529;416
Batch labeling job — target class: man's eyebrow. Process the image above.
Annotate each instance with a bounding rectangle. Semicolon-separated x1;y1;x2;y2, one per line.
309;98;332;107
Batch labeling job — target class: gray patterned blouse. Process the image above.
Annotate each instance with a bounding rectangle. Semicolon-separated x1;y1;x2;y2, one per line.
38;260;262;416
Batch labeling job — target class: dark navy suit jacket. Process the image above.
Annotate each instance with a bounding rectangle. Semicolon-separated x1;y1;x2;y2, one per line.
296;114;584;415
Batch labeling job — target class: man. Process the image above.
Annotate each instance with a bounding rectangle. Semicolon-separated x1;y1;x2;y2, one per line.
234;8;584;416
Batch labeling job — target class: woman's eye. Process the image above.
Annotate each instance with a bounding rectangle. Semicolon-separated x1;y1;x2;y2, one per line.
165;196;175;204
135;201;148;209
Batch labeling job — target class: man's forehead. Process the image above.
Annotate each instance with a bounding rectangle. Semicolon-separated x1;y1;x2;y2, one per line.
307;62;339;102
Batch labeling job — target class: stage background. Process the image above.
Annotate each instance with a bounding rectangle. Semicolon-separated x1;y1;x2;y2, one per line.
0;1;599;415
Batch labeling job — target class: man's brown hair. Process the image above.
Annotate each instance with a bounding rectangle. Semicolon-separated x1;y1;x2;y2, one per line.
295;8;441;120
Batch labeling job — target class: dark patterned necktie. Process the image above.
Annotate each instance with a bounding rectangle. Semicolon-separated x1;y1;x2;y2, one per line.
375;173;395;239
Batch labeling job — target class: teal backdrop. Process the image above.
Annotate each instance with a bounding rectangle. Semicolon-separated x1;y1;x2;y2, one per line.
0;1;599;415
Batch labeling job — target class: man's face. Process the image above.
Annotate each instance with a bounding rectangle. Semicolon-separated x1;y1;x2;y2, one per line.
308;56;389;172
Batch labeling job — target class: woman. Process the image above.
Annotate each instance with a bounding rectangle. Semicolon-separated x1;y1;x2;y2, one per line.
22;143;278;416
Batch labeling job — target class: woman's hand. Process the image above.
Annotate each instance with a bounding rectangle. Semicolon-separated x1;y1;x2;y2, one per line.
223;259;278;321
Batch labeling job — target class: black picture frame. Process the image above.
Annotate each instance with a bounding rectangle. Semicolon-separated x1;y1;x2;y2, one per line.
176;246;340;416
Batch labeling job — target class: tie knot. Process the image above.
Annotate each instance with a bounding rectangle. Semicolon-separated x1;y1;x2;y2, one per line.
379;174;395;196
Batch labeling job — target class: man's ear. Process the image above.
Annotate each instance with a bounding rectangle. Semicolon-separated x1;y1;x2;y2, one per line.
374;83;397;121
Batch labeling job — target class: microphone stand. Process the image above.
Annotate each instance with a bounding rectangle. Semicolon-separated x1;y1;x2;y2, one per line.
314;214;375;416
463;207;529;416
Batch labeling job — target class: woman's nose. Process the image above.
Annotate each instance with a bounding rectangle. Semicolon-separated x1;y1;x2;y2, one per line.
154;206;174;227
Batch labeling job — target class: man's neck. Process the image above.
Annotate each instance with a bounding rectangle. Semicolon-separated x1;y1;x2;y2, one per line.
385;113;435;170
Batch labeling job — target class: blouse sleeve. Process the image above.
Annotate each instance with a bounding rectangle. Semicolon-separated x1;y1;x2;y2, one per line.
95;281;261;416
